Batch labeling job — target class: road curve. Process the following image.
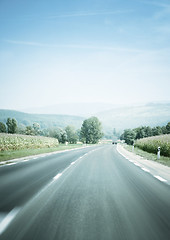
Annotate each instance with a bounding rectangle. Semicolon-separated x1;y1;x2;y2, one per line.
1;145;170;240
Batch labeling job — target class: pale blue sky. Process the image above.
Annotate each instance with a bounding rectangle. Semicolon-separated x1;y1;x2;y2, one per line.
0;0;170;110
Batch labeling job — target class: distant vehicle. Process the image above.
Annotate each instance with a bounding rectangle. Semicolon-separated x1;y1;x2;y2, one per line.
112;141;117;144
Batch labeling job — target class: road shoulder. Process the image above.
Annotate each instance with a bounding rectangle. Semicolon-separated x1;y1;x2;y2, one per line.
117;144;170;185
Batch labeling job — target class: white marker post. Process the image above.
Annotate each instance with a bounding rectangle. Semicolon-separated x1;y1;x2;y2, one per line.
157;146;160;160
132;142;134;152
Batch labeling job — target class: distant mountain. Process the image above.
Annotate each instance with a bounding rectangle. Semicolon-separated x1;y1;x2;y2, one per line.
22;102;116;116
96;102;170;132
0;110;84;129
0;102;170;134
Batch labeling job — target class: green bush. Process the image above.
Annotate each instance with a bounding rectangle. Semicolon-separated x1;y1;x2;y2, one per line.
135;134;170;157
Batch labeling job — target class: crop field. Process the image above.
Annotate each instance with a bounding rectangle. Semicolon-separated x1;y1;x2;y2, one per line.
135;134;170;157
0;133;59;151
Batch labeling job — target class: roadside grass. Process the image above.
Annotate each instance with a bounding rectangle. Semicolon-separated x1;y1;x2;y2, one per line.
124;144;170;167
0;144;85;162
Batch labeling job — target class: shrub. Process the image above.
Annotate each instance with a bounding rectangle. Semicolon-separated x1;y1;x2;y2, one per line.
135;134;170;157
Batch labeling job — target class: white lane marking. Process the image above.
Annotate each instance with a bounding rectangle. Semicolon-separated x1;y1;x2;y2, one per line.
134;162;141;167
53;173;62;181
7;163;17;166
154;175;167;182
0;208;20;235
52;148;99;182
141;167;150;173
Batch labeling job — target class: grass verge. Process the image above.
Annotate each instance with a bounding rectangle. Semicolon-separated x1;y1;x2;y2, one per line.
124;144;170;167
0;144;85;162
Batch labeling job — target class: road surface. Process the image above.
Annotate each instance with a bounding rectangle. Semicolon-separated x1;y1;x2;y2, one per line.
0;145;170;240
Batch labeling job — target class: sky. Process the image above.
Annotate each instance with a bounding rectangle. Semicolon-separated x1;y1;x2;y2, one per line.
0;0;170;110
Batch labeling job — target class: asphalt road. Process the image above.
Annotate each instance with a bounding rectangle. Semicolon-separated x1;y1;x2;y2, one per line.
0;145;170;240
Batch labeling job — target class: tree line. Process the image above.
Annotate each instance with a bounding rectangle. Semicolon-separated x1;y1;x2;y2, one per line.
120;122;170;145
0;116;103;144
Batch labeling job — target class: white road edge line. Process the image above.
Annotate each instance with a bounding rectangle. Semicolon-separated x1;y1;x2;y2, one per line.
134;162;141;167
53;173;63;181
0;208;20;235
154;175;167;182
141;167;150;173
7;163;17;166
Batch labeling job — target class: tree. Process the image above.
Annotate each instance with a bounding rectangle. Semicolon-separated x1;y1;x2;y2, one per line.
161;126;167;134
17;124;26;134
80;117;103;144
135;127;145;139
11;118;17;133
25;126;35;135
145;126;153;137
166;122;170;134
0;122;7;133
123;129;136;145
65;126;78;144
50;128;67;144
6;118;17;134
6;118;13;133
152;126;162;136
33;123;40;135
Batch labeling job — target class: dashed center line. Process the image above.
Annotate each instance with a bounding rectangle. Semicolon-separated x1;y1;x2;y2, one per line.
154;175;167;182
0;208;20;235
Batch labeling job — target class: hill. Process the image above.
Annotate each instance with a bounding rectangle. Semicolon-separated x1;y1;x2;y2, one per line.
22;102;116;116
96;102;170;132
0;110;84;129
0;102;170;134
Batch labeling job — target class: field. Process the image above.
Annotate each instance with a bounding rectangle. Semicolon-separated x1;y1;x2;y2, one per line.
0;133;59;151
0;133;84;162
135;134;170;157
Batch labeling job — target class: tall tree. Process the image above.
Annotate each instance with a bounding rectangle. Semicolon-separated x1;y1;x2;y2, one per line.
80;117;103;144
6;118;18;134
122;129;136;145
33;123;40;135
65;125;78;144
166;122;170;134
6;118;13;133
11;118;17;133
0;122;7;133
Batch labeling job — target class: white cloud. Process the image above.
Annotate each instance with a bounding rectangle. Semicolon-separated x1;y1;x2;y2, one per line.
5;39;143;53
48;10;134;19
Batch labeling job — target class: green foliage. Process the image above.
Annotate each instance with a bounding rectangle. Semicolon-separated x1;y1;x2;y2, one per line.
166;122;170;134
25;126;35;135
121;122;170;145
65;125;78;144
6;118;17;134
11;118;17;133
0;122;6;133
80;117;103;144
6;118;12;133
122;129;136;145
47;128;67;144
135;134;170;157
33;122;40;135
